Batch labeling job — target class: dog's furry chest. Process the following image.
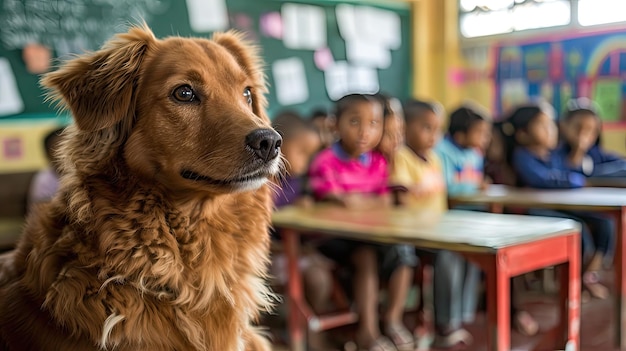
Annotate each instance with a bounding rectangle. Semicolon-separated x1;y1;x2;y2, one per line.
7;190;273;350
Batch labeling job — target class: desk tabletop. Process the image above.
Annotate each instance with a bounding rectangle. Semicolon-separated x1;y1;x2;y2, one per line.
272;206;579;253
587;177;626;188
452;185;626;211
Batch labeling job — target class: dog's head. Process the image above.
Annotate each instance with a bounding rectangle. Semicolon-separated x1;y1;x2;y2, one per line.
42;24;282;194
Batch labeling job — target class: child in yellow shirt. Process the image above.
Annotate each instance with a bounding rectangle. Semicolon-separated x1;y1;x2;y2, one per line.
391;100;476;348
390;100;446;213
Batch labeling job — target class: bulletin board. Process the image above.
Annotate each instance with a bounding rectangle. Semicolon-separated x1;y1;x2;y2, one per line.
0;0;412;120
495;30;626;125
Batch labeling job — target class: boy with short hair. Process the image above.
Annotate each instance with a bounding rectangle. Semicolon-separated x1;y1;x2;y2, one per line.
431;104;492;347
435;105;491;195
390;99;446;212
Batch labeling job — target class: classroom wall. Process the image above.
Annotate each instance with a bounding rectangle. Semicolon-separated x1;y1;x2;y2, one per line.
0;0;412;175
411;0;626;156
0;118;66;173
2;0;625;176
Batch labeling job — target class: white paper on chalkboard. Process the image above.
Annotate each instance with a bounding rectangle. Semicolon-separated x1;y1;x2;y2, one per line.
351;66;380;94
282;3;326;50
272;57;309;106
360;6;401;50
336;4;358;41
324;61;379;101
0;58;24;116
186;0;229;32
324;61;350;101
345;40;391;69
336;4;401;50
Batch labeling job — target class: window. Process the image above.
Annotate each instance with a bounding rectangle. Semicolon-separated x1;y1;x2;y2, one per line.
578;0;626;27
460;0;571;38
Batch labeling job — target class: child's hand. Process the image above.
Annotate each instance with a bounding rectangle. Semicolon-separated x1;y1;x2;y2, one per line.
409;184;430;197
568;148;586;167
479;179;491;191
342;193;366;209
294;196;314;209
342;193;388;210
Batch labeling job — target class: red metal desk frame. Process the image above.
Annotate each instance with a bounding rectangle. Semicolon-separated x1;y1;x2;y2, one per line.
280;228;580;351
452;186;626;350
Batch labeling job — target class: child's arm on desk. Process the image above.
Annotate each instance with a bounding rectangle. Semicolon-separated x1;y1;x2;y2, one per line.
322;192;391;210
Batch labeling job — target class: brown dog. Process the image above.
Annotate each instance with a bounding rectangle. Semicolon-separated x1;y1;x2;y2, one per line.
0;24;282;351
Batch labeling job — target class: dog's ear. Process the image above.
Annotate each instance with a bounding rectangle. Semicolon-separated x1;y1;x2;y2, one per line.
212;31;269;119
41;24;156;131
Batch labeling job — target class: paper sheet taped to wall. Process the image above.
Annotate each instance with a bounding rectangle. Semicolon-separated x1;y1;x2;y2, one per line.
186;0;229;32
324;61;379;101
336;4;401;50
345;40;391;69
282;3;326;50
272;57;309;106
0;58;24;116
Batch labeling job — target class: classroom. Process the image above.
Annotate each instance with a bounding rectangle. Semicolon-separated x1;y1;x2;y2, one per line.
2;0;626;350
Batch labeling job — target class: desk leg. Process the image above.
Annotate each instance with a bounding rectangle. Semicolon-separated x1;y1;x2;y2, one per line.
485;253;510;351
615;208;626;349
557;233;580;350
489;203;504;214
283;230;306;351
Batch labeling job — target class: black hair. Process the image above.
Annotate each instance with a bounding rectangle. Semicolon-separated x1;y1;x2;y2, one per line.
310;108;328;120
373;92;394;118
334;93;383;121
561;98;602;146
499;105;546;173
403;99;440;125
272;110;316;141
562;97;600;122
44;127;65;160
447;106;487;137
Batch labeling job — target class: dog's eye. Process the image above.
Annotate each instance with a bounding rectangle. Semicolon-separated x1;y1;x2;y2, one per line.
172;85;196;102
243;87;252;105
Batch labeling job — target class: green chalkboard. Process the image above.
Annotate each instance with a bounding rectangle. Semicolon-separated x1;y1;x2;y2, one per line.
0;0;411;120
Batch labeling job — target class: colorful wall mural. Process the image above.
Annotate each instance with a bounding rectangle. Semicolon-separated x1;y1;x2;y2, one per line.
495;31;626;124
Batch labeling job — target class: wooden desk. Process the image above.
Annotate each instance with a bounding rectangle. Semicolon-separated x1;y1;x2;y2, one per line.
451;184;626;349
272;206;581;351
587;177;626;188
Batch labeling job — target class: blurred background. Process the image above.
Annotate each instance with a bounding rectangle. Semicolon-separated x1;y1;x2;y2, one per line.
1;0;626;204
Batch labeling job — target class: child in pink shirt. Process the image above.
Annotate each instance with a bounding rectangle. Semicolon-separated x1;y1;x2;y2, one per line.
309;94;417;351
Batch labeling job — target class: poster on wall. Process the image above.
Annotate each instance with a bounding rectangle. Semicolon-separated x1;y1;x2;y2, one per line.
495;32;626;124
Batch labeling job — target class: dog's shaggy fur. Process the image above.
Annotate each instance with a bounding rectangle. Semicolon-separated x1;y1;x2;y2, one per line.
0;24;282;351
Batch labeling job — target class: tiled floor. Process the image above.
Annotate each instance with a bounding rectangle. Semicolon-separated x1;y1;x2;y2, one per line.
269;269;620;350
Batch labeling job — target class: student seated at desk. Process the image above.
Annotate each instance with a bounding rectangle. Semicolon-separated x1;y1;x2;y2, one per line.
28;127;65;211
434;104;491;196
505;102;614;302
270;111;335;350
309;107;336;150
556;97;626;178
376;93;405;167
484;121;517;186
309;94;417;351
389;99;446;212
422;104;489;346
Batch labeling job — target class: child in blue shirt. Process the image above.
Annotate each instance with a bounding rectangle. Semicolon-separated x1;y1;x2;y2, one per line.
505;103;613;302
556;97;626;177
431;105;491;348
435;106;491;195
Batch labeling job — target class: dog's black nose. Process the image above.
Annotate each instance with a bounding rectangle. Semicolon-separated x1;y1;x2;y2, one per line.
246;128;282;162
